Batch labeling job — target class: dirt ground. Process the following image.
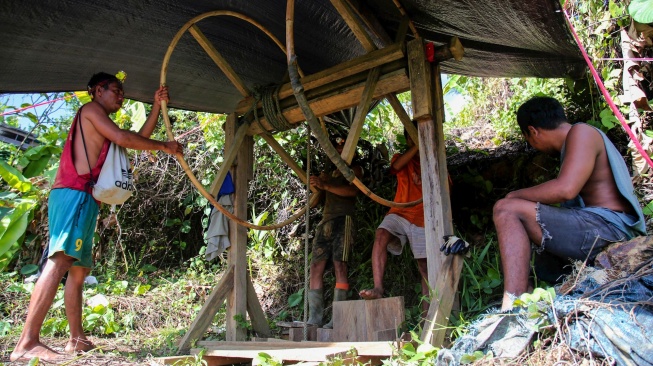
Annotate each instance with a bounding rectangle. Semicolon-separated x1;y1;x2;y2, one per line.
1;336;173;365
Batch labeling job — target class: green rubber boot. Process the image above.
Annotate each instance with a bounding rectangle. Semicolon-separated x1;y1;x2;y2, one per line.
323;288;348;329
307;289;324;326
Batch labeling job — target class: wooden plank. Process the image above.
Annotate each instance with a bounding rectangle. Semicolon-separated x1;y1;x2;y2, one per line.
236;44;403;114
246;272;271;338
407;39;433;119
374;328;397;342
208;119;248;197
260;133;316;193
330;0;376;52
250;337;287;342
332;297;404;342
226;117;253;341
363;297;404;342
197;340;395;356
419;64;460;347
196;347;350;363
177;265;234;353
332;300;368;342
345;0;393;46
189;25;250;97
385;93;418;145
275;321;306;328
317;328;333;342
247;68;409;135
341;67;381;164
288;325;317;341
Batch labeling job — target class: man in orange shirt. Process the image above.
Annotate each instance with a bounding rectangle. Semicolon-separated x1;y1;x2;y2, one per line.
359;123;428;311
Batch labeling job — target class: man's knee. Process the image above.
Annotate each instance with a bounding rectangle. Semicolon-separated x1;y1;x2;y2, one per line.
493;198;525;223
374;228;392;247
48;252;76;270
67;266;90;286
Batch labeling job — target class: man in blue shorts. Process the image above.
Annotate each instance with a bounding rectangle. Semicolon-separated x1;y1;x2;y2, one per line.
493;96;646;311
11;72;183;362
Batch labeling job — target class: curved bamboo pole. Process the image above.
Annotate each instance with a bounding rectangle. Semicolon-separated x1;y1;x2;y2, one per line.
285;3;421;209
160;11;314;230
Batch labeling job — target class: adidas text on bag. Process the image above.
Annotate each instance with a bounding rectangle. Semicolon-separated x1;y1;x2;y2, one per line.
92;142;134;204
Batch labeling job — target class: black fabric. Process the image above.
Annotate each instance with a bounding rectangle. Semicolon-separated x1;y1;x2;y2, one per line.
0;0;584;114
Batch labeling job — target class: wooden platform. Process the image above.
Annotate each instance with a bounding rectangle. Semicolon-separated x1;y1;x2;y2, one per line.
158;340;398;365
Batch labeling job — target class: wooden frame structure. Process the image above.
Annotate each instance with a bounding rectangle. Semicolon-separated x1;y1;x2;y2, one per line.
175;0;465;355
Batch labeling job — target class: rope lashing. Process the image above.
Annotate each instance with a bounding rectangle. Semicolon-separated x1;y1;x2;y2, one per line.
252;84;294;133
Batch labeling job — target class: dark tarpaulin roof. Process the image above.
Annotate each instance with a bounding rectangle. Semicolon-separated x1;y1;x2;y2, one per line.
0;0;584;114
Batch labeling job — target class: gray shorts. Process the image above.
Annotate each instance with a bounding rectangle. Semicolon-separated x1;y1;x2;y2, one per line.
378;214;426;259
536;203;628;260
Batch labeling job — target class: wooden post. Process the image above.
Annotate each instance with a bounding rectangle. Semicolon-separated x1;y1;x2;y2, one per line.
226;113;253;341
246;273;271;338
407;38;461;347
177;265;235;354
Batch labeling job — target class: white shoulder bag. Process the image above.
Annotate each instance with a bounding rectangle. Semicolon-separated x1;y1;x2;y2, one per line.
79;115;135;204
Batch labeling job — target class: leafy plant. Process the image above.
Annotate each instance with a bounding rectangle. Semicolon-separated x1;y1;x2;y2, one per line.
388;331;439;366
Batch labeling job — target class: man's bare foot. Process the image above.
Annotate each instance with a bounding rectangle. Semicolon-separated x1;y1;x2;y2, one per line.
64;337;95;354
359;288;383;300
10;342;66;362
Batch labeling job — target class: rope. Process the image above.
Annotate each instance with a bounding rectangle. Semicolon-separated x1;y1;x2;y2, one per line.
258;85;293;132
0;96;67;117
562;5;653;171
303;125;311;341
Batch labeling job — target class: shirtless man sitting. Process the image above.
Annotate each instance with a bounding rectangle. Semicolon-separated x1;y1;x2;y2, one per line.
493;96;646;311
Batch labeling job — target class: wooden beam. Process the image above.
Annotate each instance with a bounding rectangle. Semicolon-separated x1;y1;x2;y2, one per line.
408;38;459;347
177;265;234;353
189;25;250;97
236;43;404;117
395;16;410;44
245;67;409;135
330;0;376;52
259;134;316;193
226;114;253;341
407;39;433;118
246;273;271;338
345;0;394;46
209;119;249;197
196;341;395;356
420;64;460;348
341;67;380;164
385;93;418;145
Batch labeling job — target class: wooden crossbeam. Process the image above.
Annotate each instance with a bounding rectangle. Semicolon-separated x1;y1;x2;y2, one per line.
189;25;250;97
259;134;317;193
245;66;409;135
385;93;418;145
330;0;376;52
236;43;402;115
208;119;249;197
177;265;235;353
341;67;380;164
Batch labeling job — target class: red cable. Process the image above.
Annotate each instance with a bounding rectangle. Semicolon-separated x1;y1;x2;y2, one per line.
0;96;67;117
562;6;653;170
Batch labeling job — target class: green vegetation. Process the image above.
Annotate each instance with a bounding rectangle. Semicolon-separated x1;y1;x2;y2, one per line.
1;0;652;364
